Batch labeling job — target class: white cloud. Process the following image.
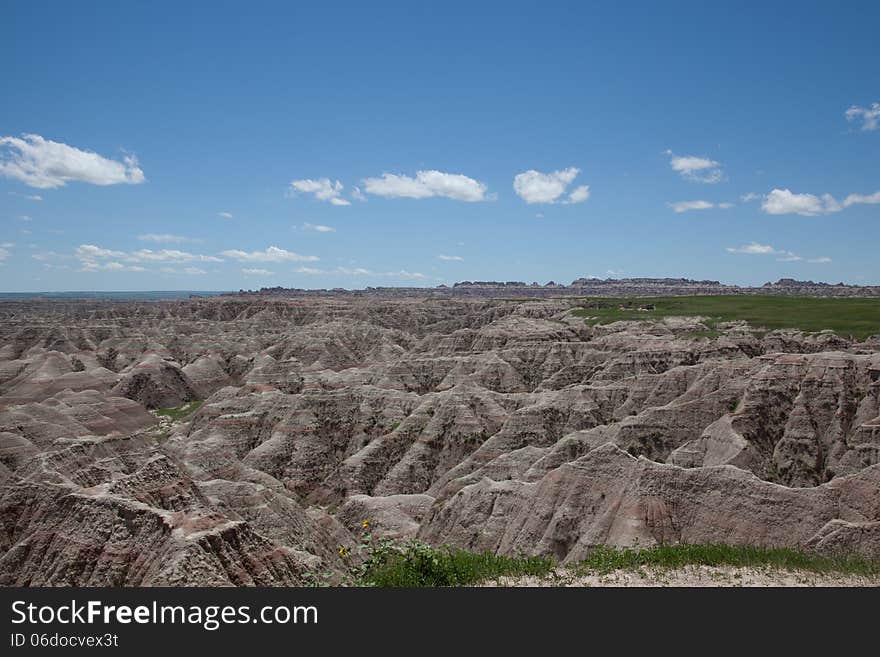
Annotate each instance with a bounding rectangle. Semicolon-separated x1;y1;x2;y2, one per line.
437;254;463;261
761;188;842;216
513;167;590;204
566;185;591;204
130;249;221;263
725;242;830;264
221;246;319;263
668;200;714;213
160;266;207;275
74;244;221;271
137;233;193;243
242;268;274;276
8;192;43;201
351;186;367;202
18;215;32;222
76;244;126;260
362;170;489;202
740;192;761;202
0;244;11;262
296;266;425;279
217;211;233;219
666;151;723;183
726;242;782;255
302;222;335;233
759;188;880;215
842;191;880;207
669;200;734;213
0;134;145;189
776;252;803;262
80;260;145;273
289;178;351;205
845;102;880;131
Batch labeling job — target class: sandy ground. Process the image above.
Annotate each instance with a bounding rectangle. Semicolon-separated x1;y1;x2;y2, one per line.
481;565;880;587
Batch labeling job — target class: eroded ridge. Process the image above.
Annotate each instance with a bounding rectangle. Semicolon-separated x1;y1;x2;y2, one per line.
1;295;878;585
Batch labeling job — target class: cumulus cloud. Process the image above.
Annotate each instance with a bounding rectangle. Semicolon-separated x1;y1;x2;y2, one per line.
842;191;880;207
160;266;207;275
666;151;723;184
437;254;463;261
668;200;735;213
80;261;146;273
362;170;489;202
761;189;842;216
512;167;590;204
217;212;233;219
131;249;222;263
845;102;880;131
289;178;351;205
725;242;783;255
726;242;830;263
0;134;145;189
295;266;425;279
668;200;714;213
137;233;194;244
760;188;880;215
74;244;222;271
351;186;367;202
242;268;274;276
776;253;803;262
740;192;761;202
301;222;335;233
76;244;126;260
221;246;319;263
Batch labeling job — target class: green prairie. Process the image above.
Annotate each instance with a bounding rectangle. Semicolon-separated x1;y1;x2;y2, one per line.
571;295;880;340
355;542;879;586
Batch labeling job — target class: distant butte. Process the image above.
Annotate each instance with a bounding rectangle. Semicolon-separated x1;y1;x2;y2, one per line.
232;277;880;299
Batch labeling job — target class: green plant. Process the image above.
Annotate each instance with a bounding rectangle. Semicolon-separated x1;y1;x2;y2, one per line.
154;399;203;421
567;544;880;577
302;570;336;587
350;524;553;587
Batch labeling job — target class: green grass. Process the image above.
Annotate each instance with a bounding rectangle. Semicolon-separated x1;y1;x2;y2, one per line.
571;295;880;340
681;329;723;340
356;542;554;587
154;399;203;422
567;544;880;578
355;542;879;586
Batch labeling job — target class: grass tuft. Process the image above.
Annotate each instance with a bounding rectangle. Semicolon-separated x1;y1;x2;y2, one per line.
154;399;203;421
568;544;880;577
353;541;879;586
355;540;553;587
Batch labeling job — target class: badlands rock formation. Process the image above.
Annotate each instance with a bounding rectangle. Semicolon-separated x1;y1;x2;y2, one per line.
0;295;878;585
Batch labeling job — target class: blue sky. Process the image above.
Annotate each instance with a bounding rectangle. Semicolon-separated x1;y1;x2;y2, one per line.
1;1;878;291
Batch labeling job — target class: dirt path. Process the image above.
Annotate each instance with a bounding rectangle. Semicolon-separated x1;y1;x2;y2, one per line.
482;565;880;587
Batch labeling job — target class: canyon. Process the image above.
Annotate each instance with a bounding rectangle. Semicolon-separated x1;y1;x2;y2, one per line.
0;293;878;585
